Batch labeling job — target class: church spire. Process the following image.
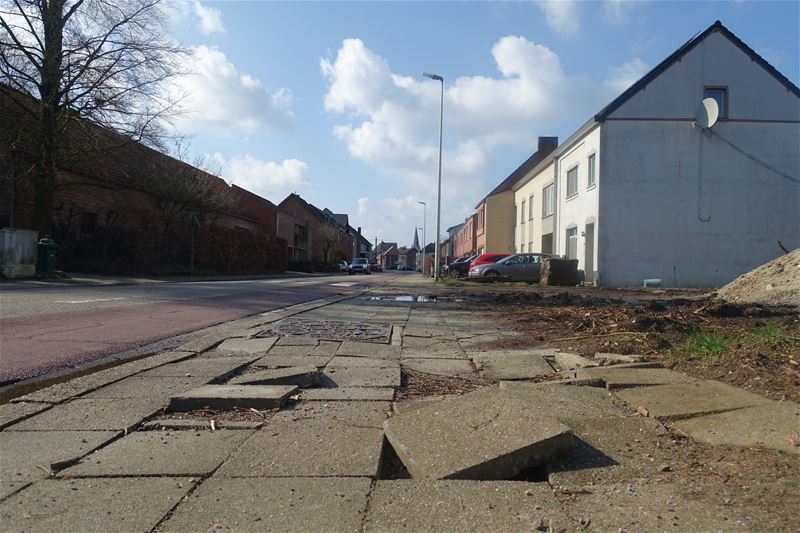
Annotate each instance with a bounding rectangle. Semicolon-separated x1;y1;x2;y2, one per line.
412;228;420;251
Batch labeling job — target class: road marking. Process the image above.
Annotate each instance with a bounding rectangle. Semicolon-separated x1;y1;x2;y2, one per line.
54;297;129;304
330;282;357;287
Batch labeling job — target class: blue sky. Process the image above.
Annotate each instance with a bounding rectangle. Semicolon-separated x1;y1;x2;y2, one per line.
166;1;799;247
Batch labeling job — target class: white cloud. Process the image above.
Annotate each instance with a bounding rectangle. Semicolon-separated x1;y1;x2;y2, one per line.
193;1;225;35
606;57;649;94
173;46;293;135
357;197;369;216
536;0;580;39
213;153;310;203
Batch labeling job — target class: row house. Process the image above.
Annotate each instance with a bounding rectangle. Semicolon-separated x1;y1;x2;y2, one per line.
511;21;798;287
376;241;398;270
453;214;477;258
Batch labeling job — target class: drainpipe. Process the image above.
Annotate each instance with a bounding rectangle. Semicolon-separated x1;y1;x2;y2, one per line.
552;157;560;256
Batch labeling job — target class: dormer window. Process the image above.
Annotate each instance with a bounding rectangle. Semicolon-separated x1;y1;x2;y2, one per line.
704;86;728;118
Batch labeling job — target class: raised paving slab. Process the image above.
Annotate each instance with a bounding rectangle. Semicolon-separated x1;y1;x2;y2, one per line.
548;416;674;490
0;477;193;532
554;352;598;370
328;356;400;368
61;430;252;477
217;408;384;477
262;344;323;356
383;387;573;480
364;480;570;533
673;401;800;454
301;387;395;401
137;356;256;378
0;431;117;500
5;398;160;432
169;384;297;411
280;401;391;428
471;350;555;380
253;354;332;368
85;375;211;399
595;352;648;364
337;341;400;359
0;402;49;430
216;337;279;354
400;358;475;376
402;326;458;340
228;365;321;387
613;380;772;420
323;366;401;388
162;477;371;532
498;381;631;420
576;366;696;390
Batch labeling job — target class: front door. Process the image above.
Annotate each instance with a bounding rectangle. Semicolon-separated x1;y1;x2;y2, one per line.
584;223;595;283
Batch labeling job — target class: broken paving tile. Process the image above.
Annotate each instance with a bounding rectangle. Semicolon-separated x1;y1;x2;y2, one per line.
227;365;321;387
168;384;297;412
85;376;211;400
327;356;400;368
275;335;320;346
400;358;475;377
613;380;771;420
401;339;465;360
672;401;800;454
5;398;161;432
161;477;371;533
323;366;401;388
216;337;279;354
595;352;649;364
301;387;395;401
471;350;554;380
364;480;571;533
252;354;332;368
553;352;598;370
498;382;631;420
141;419;263;431
0;477;192;532
383;387;573;480
0;402;49;430
576;366;695;390
279;400;391;428
137;357;256;378
61;430;252;477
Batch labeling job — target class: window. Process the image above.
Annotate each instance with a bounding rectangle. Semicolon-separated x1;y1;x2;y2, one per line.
528;241;533;252
566;227;578;260
542;184;554;217
521;200;526;224
704;86;728;118
587;154;596;188
528;195;534;220
521;243;526;252
566;165;578;198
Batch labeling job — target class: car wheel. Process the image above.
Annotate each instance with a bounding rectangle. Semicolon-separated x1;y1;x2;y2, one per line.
349;271;354;275
485;270;499;278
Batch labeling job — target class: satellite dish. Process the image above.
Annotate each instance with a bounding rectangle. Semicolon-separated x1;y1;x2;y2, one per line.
695;97;719;129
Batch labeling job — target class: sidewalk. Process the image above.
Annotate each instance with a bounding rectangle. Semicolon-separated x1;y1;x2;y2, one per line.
1;287;797;531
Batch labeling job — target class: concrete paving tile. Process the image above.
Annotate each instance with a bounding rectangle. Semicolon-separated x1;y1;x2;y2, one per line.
471;351;555;379
280;401;391;428
253;354;332;368
178;331;239;353
554;352;598;370
275;335;319;346
311;340;342;355
576;366;695;390
0;431;118;499
85;375;210;400
547;416;674;490
498;381;631;420
169;384;297;411
301;387;395;401
5;398;161;432
400;358;475;376
137;356;256;378
323;366;401;388
262;344;320;356
613;380;772;420
228;366;321;387
401;341;465;360
0;477;193;532
364;480;570;533
217;337;279;354
61;430;252;477
673;401;800;454
559;480;762;532
337;341;400;359
402;326;457;340
161;477;371;532
384;387;573;480
0;402;49;430
595;352;649;364
216;414;384;477
328;356;400;368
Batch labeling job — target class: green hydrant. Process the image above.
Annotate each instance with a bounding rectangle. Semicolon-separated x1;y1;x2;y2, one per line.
36;237;57;278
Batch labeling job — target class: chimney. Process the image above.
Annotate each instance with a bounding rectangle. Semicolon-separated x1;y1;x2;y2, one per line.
357;227;361;234
538;136;558;157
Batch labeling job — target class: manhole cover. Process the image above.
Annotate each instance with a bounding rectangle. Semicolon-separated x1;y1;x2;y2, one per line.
256;318;392;343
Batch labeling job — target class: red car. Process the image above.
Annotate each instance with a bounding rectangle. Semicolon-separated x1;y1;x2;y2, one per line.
469;253;510;271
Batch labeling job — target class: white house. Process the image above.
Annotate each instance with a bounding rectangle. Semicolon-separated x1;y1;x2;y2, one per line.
513;21;799;287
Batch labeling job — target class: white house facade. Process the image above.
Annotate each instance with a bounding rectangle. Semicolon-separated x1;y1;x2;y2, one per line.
512;21;799;287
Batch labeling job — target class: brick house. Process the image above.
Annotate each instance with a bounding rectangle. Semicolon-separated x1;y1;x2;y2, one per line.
376;241;399;270
453;214;477;258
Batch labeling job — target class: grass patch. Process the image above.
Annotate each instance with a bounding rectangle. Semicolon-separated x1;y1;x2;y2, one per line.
671;330;738;363
751;324;796;351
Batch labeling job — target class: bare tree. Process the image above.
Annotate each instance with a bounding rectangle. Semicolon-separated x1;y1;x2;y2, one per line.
319;221;341;264
0;0;185;234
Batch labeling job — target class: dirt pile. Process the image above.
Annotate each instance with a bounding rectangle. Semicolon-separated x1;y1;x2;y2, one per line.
716;249;800;306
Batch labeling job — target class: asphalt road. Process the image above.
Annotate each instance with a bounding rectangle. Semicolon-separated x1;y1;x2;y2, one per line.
0;273;391;384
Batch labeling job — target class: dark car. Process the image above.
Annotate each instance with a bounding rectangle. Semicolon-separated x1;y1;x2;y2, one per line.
468;253;510;271
446;255;478;278
370;263;383;272
468;253;554;282
348;258;371;275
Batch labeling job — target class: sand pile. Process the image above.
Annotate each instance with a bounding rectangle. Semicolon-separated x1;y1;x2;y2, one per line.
716;249;800;306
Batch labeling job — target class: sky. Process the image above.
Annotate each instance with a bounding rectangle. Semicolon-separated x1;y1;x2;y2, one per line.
165;0;800;248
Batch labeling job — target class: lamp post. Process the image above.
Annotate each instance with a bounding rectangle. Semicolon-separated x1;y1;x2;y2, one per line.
423;71;443;280
417;200;426;276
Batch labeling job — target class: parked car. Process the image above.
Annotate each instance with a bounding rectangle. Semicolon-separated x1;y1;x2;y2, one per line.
370;263;383;272
338;261;349;272
468;253;510;271
468;253;554;282
348;258;371;275
446;255;478;278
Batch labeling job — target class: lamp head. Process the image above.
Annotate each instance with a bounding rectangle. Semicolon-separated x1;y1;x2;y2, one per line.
422;72;443;81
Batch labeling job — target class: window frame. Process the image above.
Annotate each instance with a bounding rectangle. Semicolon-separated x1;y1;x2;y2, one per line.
542;183;554;218
566;164;579;199
703;86;729;119
520;200;526;224
528;194;534;220
587;153;596;189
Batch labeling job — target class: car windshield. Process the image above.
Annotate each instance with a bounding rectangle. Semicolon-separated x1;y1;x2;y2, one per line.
353;259;367;264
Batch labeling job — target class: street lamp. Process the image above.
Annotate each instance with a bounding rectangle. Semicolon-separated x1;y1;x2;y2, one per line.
417;200;426;276
423;71;443;280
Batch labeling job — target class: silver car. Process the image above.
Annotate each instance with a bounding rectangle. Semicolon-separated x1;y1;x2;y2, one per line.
467;253;553;282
